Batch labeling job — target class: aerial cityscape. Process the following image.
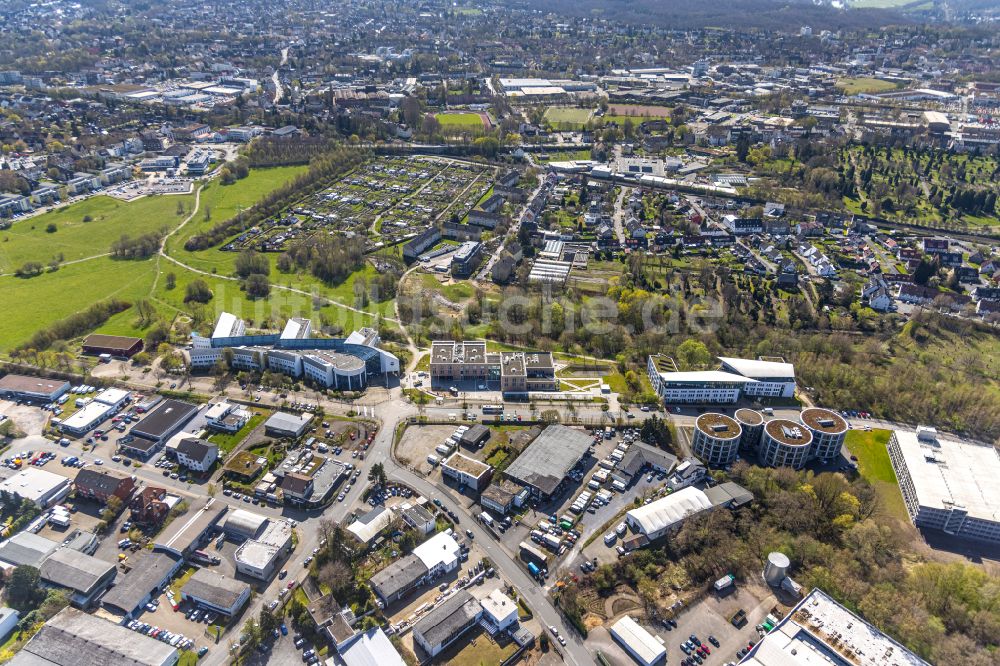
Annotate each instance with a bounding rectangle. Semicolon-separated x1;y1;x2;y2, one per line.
0;1;998;665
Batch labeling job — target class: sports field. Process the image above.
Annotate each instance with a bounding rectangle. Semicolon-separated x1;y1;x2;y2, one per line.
543;107;593;127
835;77;900;95
435;112;486;127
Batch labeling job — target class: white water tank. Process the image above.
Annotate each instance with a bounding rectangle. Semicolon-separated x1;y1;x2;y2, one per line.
764;551;790;587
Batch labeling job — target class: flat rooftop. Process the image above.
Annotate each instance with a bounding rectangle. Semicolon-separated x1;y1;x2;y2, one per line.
891;429;1000;521
307;351;365;372
696;413;741;439
443;453;491;478
505;425;591;496
430;340;487;365
0;374;68;395
132;399;197;439
499;352;525;377
800;408;848;434
735;408;764;426
764;419;813;447
742;588;929;666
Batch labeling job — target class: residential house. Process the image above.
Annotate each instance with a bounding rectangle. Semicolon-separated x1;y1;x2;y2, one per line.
175;438;218;473
73;469;135;506
130;487;170;527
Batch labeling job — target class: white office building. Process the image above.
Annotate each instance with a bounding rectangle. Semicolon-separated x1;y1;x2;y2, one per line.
887;427;1000;544
718;357;796;398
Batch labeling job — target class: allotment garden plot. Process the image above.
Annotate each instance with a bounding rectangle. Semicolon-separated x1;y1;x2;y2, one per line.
223;156;494;254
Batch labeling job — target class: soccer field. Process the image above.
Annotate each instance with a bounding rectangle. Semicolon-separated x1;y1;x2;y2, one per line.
543;107;593;126
435;112;485;127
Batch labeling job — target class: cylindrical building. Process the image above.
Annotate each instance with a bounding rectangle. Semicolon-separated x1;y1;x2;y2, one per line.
759;419;813;469
735;408;765;451
799;408;848;462
763;551;790;587
693;413;742;466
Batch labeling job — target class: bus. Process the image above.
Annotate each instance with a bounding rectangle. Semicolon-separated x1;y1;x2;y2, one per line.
482;405;504;414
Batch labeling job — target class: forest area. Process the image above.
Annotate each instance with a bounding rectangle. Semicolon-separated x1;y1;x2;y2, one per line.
557;464;1000;665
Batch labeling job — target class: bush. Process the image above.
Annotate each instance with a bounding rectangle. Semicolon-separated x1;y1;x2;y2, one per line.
45;223;57;233
184;279;213;304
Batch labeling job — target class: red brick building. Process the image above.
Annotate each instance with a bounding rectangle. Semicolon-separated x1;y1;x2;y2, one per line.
74;468;135;505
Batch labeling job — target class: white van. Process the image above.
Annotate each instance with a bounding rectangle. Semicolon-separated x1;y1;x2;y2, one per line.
427;455;439;466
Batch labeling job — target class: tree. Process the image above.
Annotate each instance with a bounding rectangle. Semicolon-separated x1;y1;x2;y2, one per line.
258;607;279;636
317;561;353;599
7;565;45;611
165;272;176;290
235;250;270;278
368;462;387;488
640;414;672;449
244;273;271;299
676;338;711;369
184;279;213;303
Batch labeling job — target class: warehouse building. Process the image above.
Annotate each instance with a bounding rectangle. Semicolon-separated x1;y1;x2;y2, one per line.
264;411;312;438
799;408;848;462
441;453;493;491
181;568;251;617
7;607;178;666
339;627;407;666
99;551;180;620
0;374;70;403
38;548;117;608
234;520;293;580
739;588;928;666
503;425;592;499
153;498;227;559
57;401;115;436
693;413;742;466
759;419;813;470
625;486;715;542
610;615;667;666
0;468;72;508
222;508;269;541
127;400;198;458
887;427;1000;544
412;589;483;658
81;334;143;359
459;424;491;449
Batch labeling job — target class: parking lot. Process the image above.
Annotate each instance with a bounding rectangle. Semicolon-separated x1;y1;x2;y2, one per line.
586;582;776;666
496;428;668;573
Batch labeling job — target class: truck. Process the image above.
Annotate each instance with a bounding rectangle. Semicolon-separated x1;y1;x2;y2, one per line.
542;533;562;551
527;561;541;578
479;511;494;526
519;541;548;566
714;574;735;592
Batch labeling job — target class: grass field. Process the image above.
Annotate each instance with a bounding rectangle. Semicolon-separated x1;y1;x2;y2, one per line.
844;429;909;522
0;194;194;273
435;112;484;127
0;256;157;351
544;106;593;128
0;164;400;352
835;77;900;95
208;411;269;454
